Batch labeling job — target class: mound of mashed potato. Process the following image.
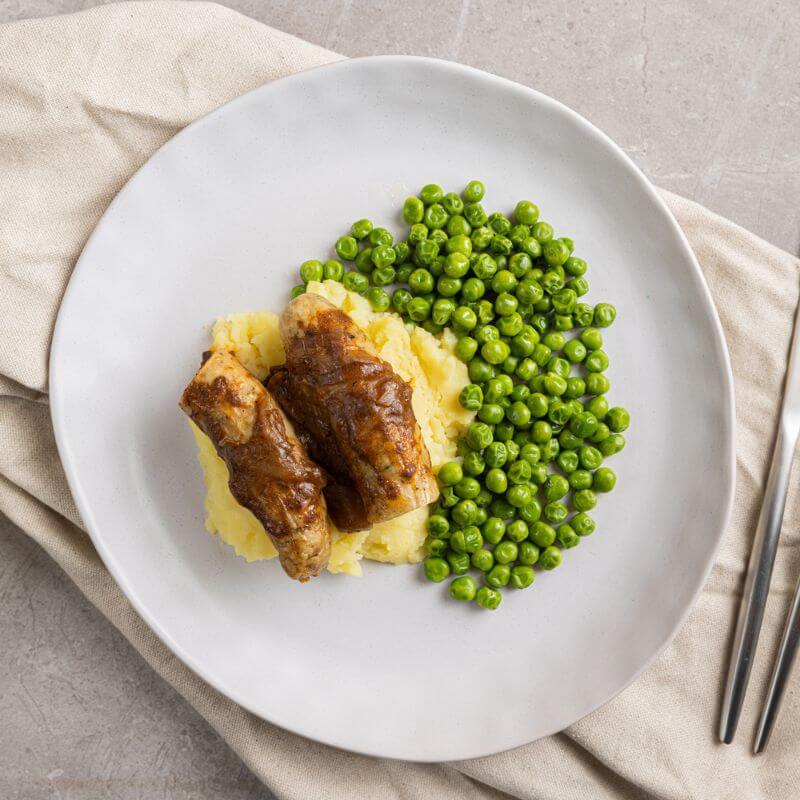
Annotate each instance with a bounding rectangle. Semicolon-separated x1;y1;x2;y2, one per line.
190;280;473;576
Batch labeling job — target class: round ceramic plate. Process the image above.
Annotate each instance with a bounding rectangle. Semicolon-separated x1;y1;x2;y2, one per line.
50;56;735;761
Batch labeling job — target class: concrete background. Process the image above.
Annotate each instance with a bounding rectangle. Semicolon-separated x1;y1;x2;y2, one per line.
1;0;798;798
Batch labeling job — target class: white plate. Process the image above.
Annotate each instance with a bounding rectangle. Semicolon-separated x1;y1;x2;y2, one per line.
50;57;735;761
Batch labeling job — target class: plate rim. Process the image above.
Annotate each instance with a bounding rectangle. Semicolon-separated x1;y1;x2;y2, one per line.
49;54;736;761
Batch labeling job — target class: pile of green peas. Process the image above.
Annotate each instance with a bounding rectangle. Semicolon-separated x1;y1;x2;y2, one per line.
293;180;630;610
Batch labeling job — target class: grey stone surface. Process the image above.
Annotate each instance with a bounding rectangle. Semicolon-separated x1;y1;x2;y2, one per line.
0;0;798;798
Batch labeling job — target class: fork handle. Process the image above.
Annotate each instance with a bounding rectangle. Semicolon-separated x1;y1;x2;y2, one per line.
719;424;797;743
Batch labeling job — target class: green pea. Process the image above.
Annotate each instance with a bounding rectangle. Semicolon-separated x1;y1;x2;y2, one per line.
516;358;538;382
453;336;477;363
563;339;587;363
544;501;568;524
530;462;548;485
578;445;603;470
557;524;580;549
406;297;431;322
585;373;609;395
363;286;390;311
541;270;565;296
415;239;440;267
531;221;553;243
573;303;594;327
396;263;414;283
480;444;504;471
462;180;485;203
492;293;517;318
508;565;534;590
438;462;463;489
543;239;570;267
299;259;324;283
593;467;617;492
347;219;371;241
470;253;496;281
476;586;503;610
440;487;459;508
599;433;626;457
426;538;449;557
466;421;494;451
520;443;541;464
438;191;462;216
531;521;556;548
518;541;540;565
585;350;609;374
424;203;448;230
519;500;542;527
430;297;454;326
471;549;495;572
581;327;603;350
464;202;488;227
471;225;494;251
526;393;549;419
455;475;482;499
538;545;562;570
408;224;429;246
343;271;369;293
508;252;532;279
557;451;579;474
593;302;617;327
565;256;586;276
403;197;425;224
542;374;566;396
481;339;510;366
407;267;433;295
320;259;343;282
572;512;596;537
486;564;511;588
445;249;471;276
530;313;549;334
486;212;509;235
424;557;450;582
475;487;493;508
494;540;519;564
455;385;481;413
567;277;589;297
531;343;552;367
505;440;521;462
490;234;513;256
367;226;391;247
573;489;597;512
541;331;563;350
391;288;412;314
447;551;470;575
497;314;523;338
435;275;460;297
590;422;611;444
482;516;506;544
478;403;504;425
474;324;499;345
468;357;494;383
606;407;631;432
504;401;530;429
507;484;532;508
473;507;488;526
547;356;571;378
355;247;374;274
452;499;479;527
394;242;411;264
510;385;531;403
569;412;597;439
485;468;508;495
491;270;517;294
514;200;539;225
447;216;472;238
370;244;395;271
568;470;592;491
534;295;552;313
449;575;477;602
531;420;553;444
584;397;607;421
427;514;450;538
507;459;532;485
516;279;543;306
543;438;560;462
459;278;484;304
372;266;396;287
542;474;568;501
563;376;585;400
457;526;484;553
506;519;530;543
335;235;359;261
418;183;442;206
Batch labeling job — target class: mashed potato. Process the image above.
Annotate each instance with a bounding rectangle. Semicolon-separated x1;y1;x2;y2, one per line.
191;280;473;576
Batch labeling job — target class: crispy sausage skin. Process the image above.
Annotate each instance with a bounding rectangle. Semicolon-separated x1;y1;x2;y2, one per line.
180;350;330;581
268;293;439;530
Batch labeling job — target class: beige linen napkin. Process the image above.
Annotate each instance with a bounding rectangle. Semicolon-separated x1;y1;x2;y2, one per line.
2;2;799;797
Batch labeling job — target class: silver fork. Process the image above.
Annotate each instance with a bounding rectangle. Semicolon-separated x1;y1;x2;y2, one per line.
719;283;800;748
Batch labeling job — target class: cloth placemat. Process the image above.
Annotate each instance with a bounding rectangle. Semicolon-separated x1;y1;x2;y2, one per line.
1;3;798;797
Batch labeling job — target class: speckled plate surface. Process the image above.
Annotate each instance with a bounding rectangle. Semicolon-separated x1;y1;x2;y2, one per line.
50;56;735;761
